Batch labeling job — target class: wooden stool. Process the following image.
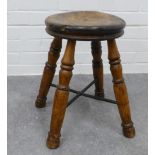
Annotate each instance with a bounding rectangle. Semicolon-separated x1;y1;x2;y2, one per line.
35;11;135;149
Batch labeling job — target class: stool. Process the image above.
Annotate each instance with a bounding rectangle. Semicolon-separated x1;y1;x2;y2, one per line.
35;11;135;149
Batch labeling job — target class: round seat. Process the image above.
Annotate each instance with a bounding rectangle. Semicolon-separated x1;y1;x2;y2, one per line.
45;11;126;41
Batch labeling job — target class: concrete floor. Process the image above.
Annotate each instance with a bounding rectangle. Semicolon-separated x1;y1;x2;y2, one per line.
8;74;148;155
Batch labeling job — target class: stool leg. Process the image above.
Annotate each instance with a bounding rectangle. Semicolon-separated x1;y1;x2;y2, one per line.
107;39;135;138
35;37;62;108
46;40;76;149
91;41;104;96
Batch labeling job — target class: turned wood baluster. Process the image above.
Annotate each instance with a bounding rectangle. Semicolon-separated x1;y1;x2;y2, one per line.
35;37;62;108
91;41;104;96
46;40;76;149
107;39;135;138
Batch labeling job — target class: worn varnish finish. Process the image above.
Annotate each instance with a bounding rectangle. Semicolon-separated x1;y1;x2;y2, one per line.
35;11;135;149
45;11;125;41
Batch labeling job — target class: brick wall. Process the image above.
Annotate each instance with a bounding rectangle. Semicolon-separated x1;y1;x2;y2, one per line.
8;0;148;75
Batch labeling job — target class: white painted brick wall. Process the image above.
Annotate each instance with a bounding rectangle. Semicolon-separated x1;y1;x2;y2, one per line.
7;0;148;75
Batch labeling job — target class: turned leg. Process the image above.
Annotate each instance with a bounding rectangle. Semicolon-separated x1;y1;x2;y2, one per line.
107;39;135;138
35;37;62;108
46;40;76;149
91;41;104;96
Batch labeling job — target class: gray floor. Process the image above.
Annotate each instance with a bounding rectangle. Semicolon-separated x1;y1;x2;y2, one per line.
8;74;148;155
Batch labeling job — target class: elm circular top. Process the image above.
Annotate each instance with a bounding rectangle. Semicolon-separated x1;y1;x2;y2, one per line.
45;11;126;40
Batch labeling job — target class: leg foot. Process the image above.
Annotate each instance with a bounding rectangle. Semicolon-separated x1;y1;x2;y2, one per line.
46;132;60;149
122;123;135;138
35;96;47;108
95;91;104;97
